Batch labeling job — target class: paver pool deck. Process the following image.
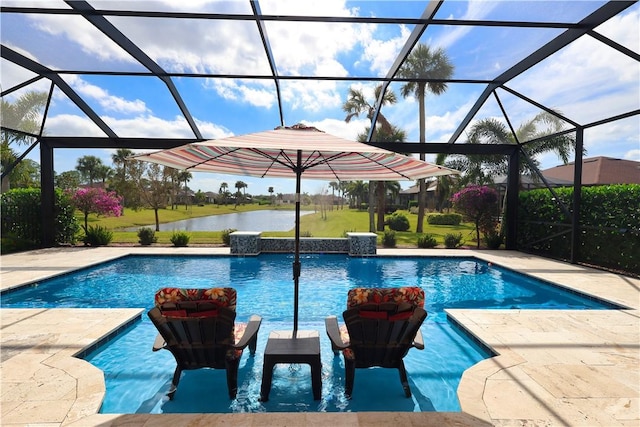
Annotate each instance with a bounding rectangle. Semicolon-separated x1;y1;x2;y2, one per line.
1;247;638;426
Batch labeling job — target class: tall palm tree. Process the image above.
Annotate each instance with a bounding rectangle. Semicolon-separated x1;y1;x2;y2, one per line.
343;84;398;232
1;91;48;192
398;43;454;232
268;186;274;205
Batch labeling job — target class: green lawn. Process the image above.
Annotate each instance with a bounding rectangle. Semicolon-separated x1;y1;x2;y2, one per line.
83;203;477;247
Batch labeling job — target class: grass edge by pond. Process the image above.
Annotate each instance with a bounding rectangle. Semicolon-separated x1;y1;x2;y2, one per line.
87;204;478;247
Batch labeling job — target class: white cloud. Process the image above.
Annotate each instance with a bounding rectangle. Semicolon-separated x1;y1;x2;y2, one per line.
436;1;499;49
361;25;410;76
281;80;343;112
507;10;639;124
30;14;136;63
208;79;276;108
65;76;149;115
624;149;640;161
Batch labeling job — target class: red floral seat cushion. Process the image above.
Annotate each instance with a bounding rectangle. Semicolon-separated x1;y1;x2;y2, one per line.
154;287;237;310
346;287;425;308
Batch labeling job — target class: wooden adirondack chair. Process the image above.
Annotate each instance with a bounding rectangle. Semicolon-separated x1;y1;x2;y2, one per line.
325;287;427;398
148;287;261;399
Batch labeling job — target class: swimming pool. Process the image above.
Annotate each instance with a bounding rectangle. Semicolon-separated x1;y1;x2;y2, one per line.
1;254;615;414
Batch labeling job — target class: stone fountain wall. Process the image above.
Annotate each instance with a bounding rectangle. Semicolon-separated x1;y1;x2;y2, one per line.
230;231;377;256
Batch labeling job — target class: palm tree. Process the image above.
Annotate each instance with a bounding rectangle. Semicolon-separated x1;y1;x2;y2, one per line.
96;164;113;186
268;186;274;205
234;180;247;207
440;112;578;185
329;181;339;211
219;182;228;205
357;125;407;230
398;43;454;233
345;180;368;208
111;149;133;181
177;170;192;209
76;155;105;187
1;91;48;192
385;180;402;208
111;148;134;211
343;84;398;232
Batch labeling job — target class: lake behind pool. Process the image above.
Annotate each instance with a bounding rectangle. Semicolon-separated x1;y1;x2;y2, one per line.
124;209;314;232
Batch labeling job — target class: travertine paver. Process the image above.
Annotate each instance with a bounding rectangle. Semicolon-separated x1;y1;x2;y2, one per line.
1;247;638;426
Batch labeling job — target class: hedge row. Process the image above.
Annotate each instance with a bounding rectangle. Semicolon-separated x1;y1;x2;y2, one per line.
1;188;79;248
518;184;639;275
426;213;462;225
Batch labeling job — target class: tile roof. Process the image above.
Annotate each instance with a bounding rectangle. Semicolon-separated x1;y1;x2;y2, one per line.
542;157;640;185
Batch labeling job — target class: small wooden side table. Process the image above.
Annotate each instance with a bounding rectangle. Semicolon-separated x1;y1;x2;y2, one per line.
260;330;322;401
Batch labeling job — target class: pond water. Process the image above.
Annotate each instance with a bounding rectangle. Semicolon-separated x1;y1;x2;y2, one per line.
124;209;313;232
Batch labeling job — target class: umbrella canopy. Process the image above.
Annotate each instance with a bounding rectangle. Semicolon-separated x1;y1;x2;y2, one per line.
131;124;459;336
132;125;458;181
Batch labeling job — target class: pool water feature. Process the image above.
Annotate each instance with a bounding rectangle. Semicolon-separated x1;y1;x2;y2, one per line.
1;254;615;414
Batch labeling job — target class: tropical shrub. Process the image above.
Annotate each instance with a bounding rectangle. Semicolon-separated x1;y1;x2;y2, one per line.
221;228;237;246
417;233;438;248
444;232;464;249
484;231;503;249
427;213;462;225
170;231;191;247
137;227;157;246
386;212;410;231
83;225;113;246
382;229;396;247
451;185;499;248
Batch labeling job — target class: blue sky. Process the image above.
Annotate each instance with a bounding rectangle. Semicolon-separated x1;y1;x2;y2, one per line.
2;0;638;195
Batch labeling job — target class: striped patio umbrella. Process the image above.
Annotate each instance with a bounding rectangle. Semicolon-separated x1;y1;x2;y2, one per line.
131;124;459;335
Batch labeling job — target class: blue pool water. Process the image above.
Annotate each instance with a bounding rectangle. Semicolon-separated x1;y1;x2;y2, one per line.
1;254;614;414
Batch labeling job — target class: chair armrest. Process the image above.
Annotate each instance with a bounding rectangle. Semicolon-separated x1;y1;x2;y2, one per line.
412;329;425;350
233;315;262;350
152;333;166;351
325;316;348;351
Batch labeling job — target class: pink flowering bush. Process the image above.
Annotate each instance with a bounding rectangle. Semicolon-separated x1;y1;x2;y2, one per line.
70;187;123;232
451;185;499;248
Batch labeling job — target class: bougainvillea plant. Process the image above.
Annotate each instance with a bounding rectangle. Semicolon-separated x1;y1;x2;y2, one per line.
451;185;499;248
70;187;123;232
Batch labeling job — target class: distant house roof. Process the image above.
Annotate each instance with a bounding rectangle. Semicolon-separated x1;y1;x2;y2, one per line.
493;174;573;188
399;182;437;194
542;157;640;185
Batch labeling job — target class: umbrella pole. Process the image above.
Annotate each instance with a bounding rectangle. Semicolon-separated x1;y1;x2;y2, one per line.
293;150;302;339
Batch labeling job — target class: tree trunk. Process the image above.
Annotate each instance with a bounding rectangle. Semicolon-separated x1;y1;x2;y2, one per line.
154;208;160;232
368;183;375;232
376;181;386;231
417;85;427;233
